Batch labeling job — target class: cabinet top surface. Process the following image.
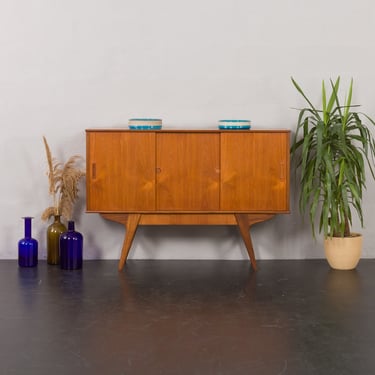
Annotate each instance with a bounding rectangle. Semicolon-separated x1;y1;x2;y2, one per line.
86;128;291;133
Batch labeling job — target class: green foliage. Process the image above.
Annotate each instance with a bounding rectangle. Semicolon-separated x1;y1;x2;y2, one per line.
290;77;375;238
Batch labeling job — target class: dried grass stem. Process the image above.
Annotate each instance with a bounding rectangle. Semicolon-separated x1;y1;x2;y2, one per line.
41;136;85;222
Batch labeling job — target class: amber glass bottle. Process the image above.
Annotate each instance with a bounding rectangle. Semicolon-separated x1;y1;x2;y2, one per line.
46;215;66;265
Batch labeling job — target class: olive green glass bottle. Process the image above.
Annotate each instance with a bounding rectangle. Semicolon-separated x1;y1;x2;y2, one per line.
47;215;67;265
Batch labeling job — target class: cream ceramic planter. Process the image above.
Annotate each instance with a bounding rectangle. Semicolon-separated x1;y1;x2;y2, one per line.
324;233;362;270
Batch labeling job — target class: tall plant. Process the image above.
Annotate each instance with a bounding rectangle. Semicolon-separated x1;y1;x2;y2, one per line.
290;77;375;238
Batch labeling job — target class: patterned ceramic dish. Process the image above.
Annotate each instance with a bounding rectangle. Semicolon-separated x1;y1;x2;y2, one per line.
218;120;251;130
128;118;162;130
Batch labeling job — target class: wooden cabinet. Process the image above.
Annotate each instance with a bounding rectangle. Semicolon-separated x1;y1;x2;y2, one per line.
86;129;290;270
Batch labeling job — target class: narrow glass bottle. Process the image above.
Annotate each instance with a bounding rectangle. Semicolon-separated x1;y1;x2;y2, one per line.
47;215;67;265
59;221;83;270
18;217;38;267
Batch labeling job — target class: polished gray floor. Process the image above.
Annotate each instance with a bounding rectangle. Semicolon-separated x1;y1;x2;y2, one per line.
0;259;374;375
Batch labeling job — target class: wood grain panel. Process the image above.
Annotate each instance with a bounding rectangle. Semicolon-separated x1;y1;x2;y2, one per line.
139;213;237;225
86;131;156;211
156;133;220;210
220;132;290;211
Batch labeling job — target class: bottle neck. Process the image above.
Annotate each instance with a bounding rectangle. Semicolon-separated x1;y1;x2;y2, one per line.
23;217;33;238
68;221;75;231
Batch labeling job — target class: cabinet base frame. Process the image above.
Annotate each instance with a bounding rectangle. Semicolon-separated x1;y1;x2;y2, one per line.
100;213;275;271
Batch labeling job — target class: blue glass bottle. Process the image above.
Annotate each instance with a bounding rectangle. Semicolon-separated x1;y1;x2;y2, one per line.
18;217;38;267
59;221;83;270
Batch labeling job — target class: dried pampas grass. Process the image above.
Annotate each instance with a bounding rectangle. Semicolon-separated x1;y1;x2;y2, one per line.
41;136;85;222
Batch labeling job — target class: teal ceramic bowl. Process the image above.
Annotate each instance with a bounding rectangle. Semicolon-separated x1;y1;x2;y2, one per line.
128;118;162;130
218;120;251;130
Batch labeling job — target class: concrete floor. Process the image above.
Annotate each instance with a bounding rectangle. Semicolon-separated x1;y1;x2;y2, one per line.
0;259;374;375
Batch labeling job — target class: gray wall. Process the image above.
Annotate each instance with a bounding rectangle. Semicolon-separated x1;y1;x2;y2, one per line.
2;0;375;260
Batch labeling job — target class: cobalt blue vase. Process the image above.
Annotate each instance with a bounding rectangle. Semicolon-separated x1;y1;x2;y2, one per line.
59;221;83;270
18;217;38;267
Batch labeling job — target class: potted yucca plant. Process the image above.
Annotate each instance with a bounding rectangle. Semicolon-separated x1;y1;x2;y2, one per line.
290;77;375;269
41;136;85;264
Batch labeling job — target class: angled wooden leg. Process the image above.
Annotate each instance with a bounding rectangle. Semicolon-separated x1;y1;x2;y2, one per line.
235;214;258;270
118;213;141;271
235;213;275;271
100;213;141;271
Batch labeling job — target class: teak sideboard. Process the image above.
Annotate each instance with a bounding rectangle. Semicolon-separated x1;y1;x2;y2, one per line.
86;129;290;270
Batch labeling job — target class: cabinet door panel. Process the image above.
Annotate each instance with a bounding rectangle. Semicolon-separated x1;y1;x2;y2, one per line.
221;132;289;211
87;132;156;211
156;133;220;210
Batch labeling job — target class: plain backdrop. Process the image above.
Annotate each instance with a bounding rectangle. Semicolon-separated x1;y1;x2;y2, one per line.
1;0;375;261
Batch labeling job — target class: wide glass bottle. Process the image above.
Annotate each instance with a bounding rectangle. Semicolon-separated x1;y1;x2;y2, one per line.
18;217;38;267
47;215;67;265
59;221;83;270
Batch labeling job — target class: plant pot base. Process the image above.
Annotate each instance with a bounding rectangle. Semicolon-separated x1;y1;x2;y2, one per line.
324;233;362;270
